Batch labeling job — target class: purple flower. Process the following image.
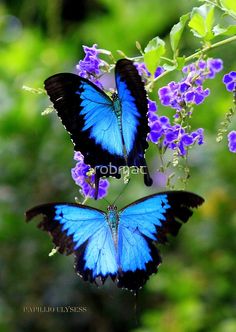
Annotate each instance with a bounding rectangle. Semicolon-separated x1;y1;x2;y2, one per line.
147;99;158;122
154;66;165;78
71;151;109;199
177;128;204;155
76;44;106;88
183;58;223;80
134;62;151;79
191;128;204;145
181;134;194;146
134;62;164;81
159;58;223;112
76;44;101;75
228;131;236;153
207;58;223;78
148;99;158;112
223;71;236;92
148;111;204;155
193;86;210;104
158;59;223;112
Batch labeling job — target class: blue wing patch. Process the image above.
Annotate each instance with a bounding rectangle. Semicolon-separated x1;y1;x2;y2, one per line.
54;204;105;249
26;203;118;281
116;191;204;290
117;194;169;273
78;81;123;156
117;224;153;272
115;74;140;154
83;226;117;278
119;194;170;242
54;204;118;279
115;194;170;289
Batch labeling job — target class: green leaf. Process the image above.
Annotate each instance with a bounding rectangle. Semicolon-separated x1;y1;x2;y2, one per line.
176;57;186;70
213;24;236;36
220;0;236;15
144;37;166;75
188;4;215;41
162;63;176;72
170;13;190;53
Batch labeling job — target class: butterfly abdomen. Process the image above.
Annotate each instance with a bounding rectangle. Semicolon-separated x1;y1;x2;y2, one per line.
113;98;122;129
107;205;119;246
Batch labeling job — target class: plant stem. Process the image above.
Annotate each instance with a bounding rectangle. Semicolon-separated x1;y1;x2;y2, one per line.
147;35;236;90
185;35;236;62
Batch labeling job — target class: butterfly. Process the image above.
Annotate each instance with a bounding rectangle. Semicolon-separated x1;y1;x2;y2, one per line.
25;191;204;291
44;59;152;197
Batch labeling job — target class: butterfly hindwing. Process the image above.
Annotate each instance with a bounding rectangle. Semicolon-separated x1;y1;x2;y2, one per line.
25;203;118;283
117;224;162;290
44;74;124;180
117;191;204;290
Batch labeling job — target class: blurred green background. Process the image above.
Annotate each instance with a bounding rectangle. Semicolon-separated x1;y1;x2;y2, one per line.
0;0;236;331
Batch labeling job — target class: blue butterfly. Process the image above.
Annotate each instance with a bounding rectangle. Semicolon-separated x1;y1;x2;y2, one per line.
44;59;152;196
25;191;204;291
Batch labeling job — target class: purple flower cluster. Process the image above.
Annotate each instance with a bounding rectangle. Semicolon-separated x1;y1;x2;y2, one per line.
183;58;223;80
76;44;104;88
135;62;164;81
228;131;236;153
223;71;236;92
71;152;109;200
158;58;223;112
222;71;236;153
148;100;204;155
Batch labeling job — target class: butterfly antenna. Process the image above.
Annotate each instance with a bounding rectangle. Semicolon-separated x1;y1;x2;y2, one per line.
112;179;130;205
102;196;111;205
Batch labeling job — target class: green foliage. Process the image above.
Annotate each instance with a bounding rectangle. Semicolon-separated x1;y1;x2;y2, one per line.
188;4;215;41
144;37;166;75
213;24;236;36
220;0;236;15
170;13;190;55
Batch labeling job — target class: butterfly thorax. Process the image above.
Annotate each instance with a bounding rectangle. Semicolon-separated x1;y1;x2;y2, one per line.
107;205;119;246
112;93;128;160
112;94;122;126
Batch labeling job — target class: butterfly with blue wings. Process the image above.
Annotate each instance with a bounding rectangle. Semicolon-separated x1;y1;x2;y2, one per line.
25;191;204;291
44;59;153;197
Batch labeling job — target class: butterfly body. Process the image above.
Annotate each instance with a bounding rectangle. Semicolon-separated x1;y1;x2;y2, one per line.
44;59;153;194
26;191;204;291
106;206;119;246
